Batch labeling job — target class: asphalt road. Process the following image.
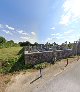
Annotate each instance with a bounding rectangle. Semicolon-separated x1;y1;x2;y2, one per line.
32;61;80;92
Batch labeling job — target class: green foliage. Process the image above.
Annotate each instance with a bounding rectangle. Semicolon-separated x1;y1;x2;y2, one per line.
0;47;22;73
0;58;17;73
0;47;33;74
19;41;31;46
0;36;19;48
34;62;47;70
0;36;6;44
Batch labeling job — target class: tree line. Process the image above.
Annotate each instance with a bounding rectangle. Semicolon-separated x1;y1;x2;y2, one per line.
0;36;19;48
0;36;74;49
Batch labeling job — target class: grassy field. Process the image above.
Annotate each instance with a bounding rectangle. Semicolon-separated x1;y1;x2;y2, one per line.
0;47;22;61
0;47;24;73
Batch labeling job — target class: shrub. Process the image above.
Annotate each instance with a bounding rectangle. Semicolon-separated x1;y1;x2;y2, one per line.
34;62;47;70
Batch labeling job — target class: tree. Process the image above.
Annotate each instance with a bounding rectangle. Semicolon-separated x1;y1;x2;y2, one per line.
34;42;38;46
68;42;73;49
19;41;31;46
0;36;6;44
6;40;14;47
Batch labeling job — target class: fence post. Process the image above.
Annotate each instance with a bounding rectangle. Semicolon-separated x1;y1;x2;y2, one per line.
65;58;68;67
40;68;42;77
77;55;79;61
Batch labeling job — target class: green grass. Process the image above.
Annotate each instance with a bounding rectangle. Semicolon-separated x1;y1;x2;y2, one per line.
0;47;22;62
0;47;34;74
0;47;24;73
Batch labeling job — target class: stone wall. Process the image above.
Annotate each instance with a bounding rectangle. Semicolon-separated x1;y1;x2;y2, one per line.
24;49;73;65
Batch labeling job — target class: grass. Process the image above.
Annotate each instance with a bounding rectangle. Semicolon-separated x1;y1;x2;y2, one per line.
0;47;34;74
0;47;22;61
0;47;24;73
0;47;80;74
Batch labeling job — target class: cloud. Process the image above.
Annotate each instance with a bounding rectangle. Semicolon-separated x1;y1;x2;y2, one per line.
17;30;23;34
46;29;77;43
50;27;55;30
0;23;38;43
0;24;3;28
2;30;12;35
6;25;14;30
59;0;80;25
17;30;29;35
59;15;71;25
31;32;36;35
51;33;61;36
20;36;38;43
20;36;30;40
64;29;75;34
20;31;37;43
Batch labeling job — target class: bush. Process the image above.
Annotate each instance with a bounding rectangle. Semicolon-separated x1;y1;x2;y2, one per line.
34;62;47;70
0;58;18;74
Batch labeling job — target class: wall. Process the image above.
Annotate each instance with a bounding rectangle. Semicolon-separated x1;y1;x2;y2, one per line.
24;50;72;65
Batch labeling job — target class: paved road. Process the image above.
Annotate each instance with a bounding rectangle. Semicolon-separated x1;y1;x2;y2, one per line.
32;61;80;92
6;60;80;92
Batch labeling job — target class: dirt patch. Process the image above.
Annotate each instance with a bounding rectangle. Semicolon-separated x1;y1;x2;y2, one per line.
0;74;12;92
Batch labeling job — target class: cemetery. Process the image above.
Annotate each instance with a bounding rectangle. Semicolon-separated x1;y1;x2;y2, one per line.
24;44;72;65
24;41;80;65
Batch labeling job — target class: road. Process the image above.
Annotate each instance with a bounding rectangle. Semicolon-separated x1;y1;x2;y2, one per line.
6;60;80;92
32;60;80;92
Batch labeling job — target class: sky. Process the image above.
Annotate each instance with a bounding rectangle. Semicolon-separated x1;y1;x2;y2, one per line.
0;0;80;44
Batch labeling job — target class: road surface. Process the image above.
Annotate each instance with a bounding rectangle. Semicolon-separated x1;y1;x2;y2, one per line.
6;60;80;92
32;60;80;92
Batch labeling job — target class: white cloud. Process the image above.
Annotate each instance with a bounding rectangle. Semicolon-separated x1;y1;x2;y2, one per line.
20;36;38;43
50;27;55;30
20;36;30;40
6;25;14;30
0;24;3;28
18;30;23;34
31;32;36;35
2;30;12;35
17;30;29;35
20;32;38;43
0;24;38;43
46;29;77;43
51;33;62;37
59;0;80;25
59;15;71;25
64;29;75;34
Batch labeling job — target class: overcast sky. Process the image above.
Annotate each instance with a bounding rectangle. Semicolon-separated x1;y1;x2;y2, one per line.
0;0;80;44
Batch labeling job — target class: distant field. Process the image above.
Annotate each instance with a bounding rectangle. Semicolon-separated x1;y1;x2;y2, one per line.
0;47;22;62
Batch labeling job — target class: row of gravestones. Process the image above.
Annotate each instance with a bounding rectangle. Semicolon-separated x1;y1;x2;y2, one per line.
24;41;80;53
24;45;58;53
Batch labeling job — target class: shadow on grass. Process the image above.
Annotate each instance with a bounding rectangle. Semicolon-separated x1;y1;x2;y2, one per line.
18;47;24;55
9;54;33;73
9;48;33;73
